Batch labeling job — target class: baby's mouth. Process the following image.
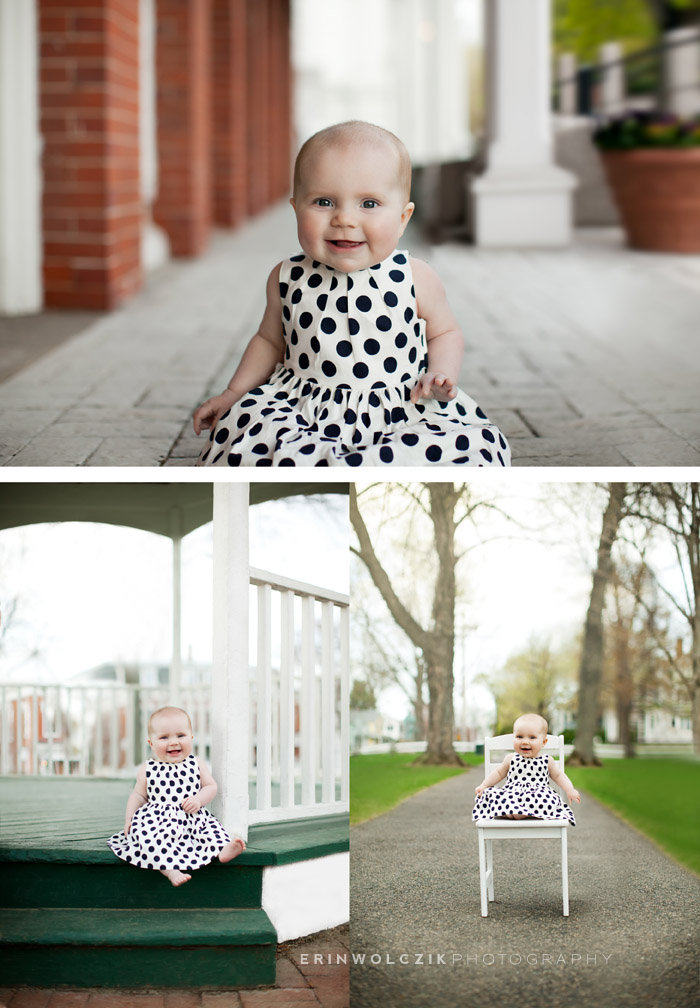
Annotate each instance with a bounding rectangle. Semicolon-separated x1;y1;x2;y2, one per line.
329;240;364;249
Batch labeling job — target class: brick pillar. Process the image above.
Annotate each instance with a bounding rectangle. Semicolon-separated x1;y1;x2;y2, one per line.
246;0;270;216
267;0;288;204
154;0;211;256
211;0;247;227
276;0;292;201
39;1;142;310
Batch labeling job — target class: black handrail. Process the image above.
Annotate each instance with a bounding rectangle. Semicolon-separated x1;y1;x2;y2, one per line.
553;29;700;114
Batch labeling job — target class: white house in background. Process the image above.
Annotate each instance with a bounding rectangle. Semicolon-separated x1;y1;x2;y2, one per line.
602;706;693;746
350;708;403;752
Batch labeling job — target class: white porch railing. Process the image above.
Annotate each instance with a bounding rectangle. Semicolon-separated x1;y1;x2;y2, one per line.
0;569;349;825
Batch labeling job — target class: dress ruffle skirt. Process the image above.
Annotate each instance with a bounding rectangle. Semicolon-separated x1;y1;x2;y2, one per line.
108;754;233;871
197;250;511;467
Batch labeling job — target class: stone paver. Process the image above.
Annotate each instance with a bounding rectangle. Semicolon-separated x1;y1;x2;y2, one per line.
350;771;700;1008
0;925;348;1008
1;205;699;467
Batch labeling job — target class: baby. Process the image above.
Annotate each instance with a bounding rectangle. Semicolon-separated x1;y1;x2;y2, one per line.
108;706;245;886
472;713;581;825
194;119;511;467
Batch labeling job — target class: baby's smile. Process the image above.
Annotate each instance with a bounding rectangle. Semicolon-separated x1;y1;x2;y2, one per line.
327;239;364;249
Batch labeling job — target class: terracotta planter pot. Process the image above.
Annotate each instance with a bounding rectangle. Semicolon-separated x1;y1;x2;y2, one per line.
601;148;700;253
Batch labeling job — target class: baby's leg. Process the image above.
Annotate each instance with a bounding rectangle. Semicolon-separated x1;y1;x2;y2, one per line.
219;837;246;863
160;868;192;886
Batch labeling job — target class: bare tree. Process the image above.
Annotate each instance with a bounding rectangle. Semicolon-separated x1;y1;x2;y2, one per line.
571;483;628;765
624;483;700;755
351;483;488;766
352;605;427;740
605;558;665;758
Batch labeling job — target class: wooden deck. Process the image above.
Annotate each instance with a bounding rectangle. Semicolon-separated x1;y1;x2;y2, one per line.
0;777;349;865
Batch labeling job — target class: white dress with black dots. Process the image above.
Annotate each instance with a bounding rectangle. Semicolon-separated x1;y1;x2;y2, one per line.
197;250;511;467
108;754;233;870
472;753;576;825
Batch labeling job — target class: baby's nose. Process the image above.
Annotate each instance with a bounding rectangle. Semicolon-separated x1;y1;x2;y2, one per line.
332;206;356;227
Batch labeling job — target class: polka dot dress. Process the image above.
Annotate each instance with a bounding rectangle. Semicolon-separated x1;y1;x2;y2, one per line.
197;250;511;467
472;754;576;825
108;754;233;870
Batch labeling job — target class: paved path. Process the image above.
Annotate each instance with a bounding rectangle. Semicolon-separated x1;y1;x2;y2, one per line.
1;203;699;466
350;770;700;1008
0;923;348;1008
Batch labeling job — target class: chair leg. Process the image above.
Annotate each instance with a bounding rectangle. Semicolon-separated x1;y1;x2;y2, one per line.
561;828;569;916
477;829;488;917
486;838;494;901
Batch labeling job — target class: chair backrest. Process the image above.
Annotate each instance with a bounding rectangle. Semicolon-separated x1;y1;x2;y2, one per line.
484;733;566;799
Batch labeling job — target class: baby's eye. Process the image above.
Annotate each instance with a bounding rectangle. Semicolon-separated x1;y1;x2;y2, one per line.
314;197;333;207
361;199;379;209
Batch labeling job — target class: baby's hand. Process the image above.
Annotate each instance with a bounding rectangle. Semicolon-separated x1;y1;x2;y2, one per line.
182;795;202;814
193;391;238;435
568;790;581;805
124;820;132;836
475;783;487;796
410;372;457;404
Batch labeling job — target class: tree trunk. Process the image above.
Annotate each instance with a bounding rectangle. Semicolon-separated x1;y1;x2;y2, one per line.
571;483;627;766
350;484;464;766
415;484;461;765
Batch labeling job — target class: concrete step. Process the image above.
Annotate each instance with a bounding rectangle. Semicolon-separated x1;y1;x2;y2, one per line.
0;907;277;987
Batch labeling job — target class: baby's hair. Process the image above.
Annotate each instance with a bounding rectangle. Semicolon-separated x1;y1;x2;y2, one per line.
148;706;192;736
293;120;412;202
514;713;548;736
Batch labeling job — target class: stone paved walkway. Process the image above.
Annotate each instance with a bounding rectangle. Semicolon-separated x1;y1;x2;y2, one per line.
0;924;348;1008
1;203;699;467
350;771;700;1008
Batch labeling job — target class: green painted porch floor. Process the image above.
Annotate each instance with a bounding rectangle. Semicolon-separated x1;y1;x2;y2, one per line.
0;777;349;865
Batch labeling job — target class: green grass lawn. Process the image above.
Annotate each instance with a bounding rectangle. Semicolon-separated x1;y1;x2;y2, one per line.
350;751;482;825
567;758;700;876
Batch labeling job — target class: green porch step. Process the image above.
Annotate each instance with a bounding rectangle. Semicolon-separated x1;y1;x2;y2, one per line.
1;858;262;910
0;907;277;988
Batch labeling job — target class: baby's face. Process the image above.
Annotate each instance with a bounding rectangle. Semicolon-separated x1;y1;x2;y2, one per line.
291;141;414;272
513;718;547;758
148;712;194;763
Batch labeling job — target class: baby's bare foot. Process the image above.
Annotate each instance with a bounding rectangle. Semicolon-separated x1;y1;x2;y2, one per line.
160;868;191;886
219;838;246;863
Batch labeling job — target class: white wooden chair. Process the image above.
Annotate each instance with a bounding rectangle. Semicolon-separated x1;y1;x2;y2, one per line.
474;733;571;917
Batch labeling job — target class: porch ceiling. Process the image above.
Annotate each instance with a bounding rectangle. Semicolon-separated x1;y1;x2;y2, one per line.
0;483;348;539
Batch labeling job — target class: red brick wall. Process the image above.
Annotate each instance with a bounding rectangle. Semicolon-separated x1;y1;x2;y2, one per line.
153;0;212;257
38;0;292;310
39;0;142;310
211;0;248;228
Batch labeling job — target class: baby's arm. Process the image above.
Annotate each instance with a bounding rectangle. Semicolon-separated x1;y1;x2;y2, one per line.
193;264;285;435
549;757;581;805
181;756;218;814
474;753;513;796
124;764;148;835
409;258;464;404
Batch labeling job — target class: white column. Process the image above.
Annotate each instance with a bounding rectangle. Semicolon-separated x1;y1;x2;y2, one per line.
558;53;577;115
472;0;576;247
139;0;169;271
0;0;42;314
211;483;250;839
664;28;700;118
598;42;625;114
